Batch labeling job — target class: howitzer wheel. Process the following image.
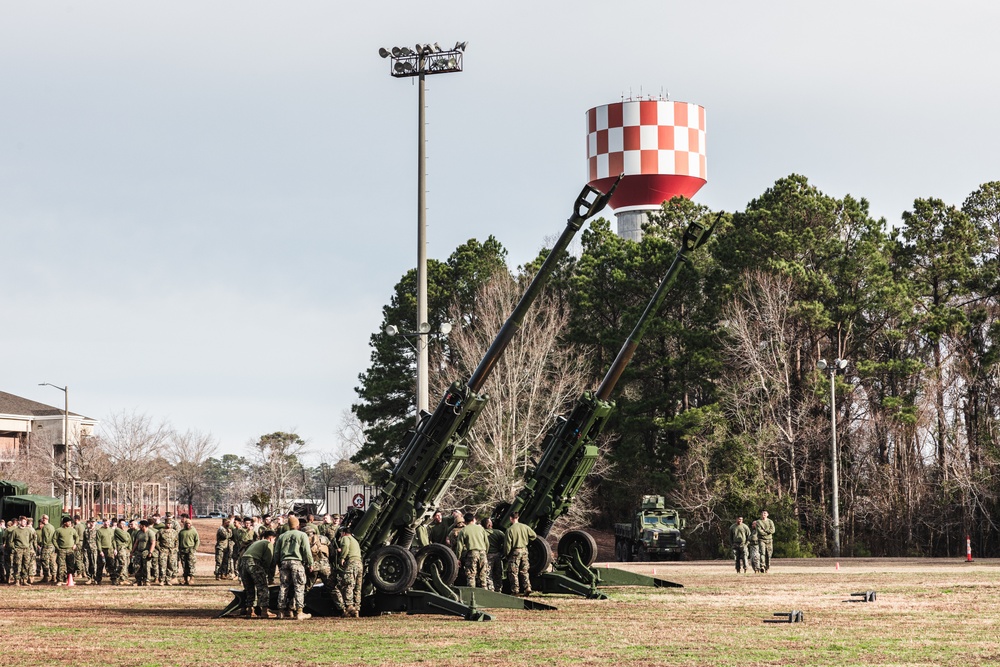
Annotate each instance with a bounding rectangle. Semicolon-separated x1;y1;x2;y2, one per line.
557;530;598;567
369;545;418;595
415;543;460;585
528;539;553;577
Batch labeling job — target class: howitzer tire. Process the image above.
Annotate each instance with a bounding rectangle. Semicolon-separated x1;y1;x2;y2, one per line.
557;530;598;567
369;545;418;595
527;539;553;577
415;543;460;585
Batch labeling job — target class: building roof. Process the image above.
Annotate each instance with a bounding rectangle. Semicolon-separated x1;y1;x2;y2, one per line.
0;391;92;420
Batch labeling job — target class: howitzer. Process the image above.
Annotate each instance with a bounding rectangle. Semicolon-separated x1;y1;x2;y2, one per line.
491;213;720;597
339;176;622;619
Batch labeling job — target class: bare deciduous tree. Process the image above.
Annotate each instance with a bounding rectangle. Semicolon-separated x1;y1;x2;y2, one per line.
167;429;218;511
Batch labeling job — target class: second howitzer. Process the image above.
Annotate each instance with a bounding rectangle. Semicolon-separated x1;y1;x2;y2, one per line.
339;177;622;619
491;213;719;597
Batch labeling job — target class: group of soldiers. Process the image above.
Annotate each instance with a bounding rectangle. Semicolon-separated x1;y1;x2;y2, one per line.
209;511;363;621
728;510;776;574
418;508;537;596
0;512;201;587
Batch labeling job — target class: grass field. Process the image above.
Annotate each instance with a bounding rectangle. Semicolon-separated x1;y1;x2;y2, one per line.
1;557;997;666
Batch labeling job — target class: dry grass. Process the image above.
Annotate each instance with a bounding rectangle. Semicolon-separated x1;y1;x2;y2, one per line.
1;557;997;666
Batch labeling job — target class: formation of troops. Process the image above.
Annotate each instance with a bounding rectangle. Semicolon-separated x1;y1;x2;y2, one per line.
728;510;776;574
0;512;200;587
2;505;541;621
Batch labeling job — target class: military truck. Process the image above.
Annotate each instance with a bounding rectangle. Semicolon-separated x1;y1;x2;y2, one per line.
614;495;686;561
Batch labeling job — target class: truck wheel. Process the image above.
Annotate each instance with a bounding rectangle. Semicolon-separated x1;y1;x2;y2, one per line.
637;544;649;562
415;543;460;585
614;540;623;562
369;545;418;595
528;539;553;576
557;530;598;567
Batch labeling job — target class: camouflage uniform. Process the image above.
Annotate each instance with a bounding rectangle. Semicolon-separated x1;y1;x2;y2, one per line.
177;523;200;583
729;519;751;574
215;523;233;578
9;522;36;585
756;513;776;573
275;526;313;617
38;521;56;582
132;527;153;586
112;524;132;584
95;523;116;584
81;524;99;581
156;524;179;584
54;524;79;584
305;526;335;592
748;520;761;573
455;519;489;588
239;538;274;617
338;533;363;616
505;519;537;596
445;520;465;551
484;521;506;592
147;523;161;583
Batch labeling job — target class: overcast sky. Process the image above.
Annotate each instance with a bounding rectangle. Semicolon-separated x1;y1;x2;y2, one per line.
3;1;997;462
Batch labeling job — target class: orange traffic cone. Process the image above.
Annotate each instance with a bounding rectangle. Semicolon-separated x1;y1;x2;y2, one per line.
67;573;75;587
966;536;974;562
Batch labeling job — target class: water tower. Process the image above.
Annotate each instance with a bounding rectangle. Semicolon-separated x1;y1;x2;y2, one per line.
586;98;707;241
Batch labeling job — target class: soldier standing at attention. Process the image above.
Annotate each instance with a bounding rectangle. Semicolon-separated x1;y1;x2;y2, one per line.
729;516;751;574
215;517;233;580
81;518;99;583
455;513;490;588
131;521;155;586
38;515;56;583
337;524;363;618
9;516;36;586
54;517;79;585
112;519;133;585
239;530;277;619
177;518;200;585
505;512;536;596
748;520;761;573
756;510;776;573
156;518;179;585
95;519;115;585
274;516;313;620
483;517;505;592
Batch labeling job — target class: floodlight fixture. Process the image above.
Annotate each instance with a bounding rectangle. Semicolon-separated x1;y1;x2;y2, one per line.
418;322;432;334
384;324;400;337
816;359;828;371
379;47;390;58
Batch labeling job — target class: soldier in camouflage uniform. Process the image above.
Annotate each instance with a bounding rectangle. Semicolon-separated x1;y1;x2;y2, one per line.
274;516;313;620
177;518;200;584
9;517;36;586
756;510;776;573
505;512;536;596
729;516;751;574
239;530;276;618
337;524;363;618
455;513;489;588
303;524;336;593
0;520;8;584
445;513;465;551
38;515;56;583
156;519;179;585
131;521;155;586
81;519;99;583
748;519;761;573
112;519;132;585
148;517;162;583
215;517;233;580
483;517;506;591
95;519;116;584
54;517;79;585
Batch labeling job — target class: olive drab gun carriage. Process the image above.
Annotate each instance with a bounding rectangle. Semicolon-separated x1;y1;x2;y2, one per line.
337;177;622;620
490;213;719;598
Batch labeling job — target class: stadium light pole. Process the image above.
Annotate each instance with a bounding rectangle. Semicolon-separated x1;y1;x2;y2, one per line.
816;358;848;558
378;41;466;416
39;382;70;512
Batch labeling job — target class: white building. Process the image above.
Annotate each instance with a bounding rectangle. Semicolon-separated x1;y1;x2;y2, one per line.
0;390;98;469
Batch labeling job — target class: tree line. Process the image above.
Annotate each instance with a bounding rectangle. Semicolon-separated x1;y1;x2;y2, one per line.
351;175;1000;559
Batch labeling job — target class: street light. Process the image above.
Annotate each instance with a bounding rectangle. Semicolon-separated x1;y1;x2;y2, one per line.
384;321;453;354
39;382;70;512
378;40;466;415
816;358;848;558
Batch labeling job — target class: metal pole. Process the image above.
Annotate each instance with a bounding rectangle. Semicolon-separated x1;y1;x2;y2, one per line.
830;367;841;559
64;386;69;514
416;61;429;416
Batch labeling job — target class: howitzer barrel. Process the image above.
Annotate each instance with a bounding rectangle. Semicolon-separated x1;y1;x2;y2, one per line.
595;213;719;401
468;175;622;394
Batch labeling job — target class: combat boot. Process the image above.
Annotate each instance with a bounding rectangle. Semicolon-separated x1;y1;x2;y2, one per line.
295;608;312;621
256;607;272;619
242;607;253;618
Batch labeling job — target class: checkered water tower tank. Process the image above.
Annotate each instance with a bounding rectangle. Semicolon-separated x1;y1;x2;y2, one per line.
586;99;707;241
